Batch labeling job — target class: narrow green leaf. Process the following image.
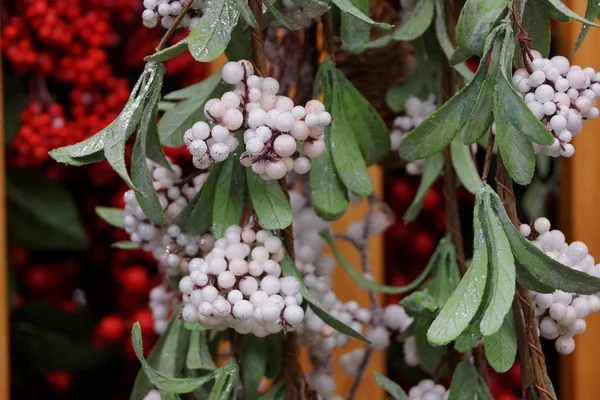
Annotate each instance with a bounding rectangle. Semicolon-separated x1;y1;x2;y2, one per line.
330;115;373;198
159;77;228;147
309;129;350;220
242;336;267;400
186;330;216;371
547;0;600;27
164;70;223;101
454;0;506;57
434;0;475;81
181;162;223;234
475;376;495;400
112;241;140;249
234;0;258;27
189;0;240;62
95;207;126;229
426;239;461;306
212;142;246;238
341;0;370;53
489;192;600;294
48;125;111;165
374;373;409;400
398;61;484;160
522;0;551;57
483;310;517;372
226;19;253;61
427;200;488;345
392;0;435;41
401;291;438;316
145;38;189;62
403;153;444;222
574;0;600;53
131;73;166;226
415;316;446;374
454;319;482;352
515;261;555;293
461;77;494;145
448;44;473;66
262;0;300;29
448;361;479;400
322;230;437;294
207;361;239;400
246;170;293;230
280;254;370;342
451;137;483;193
479;194;515;336
331;0;393;31
131;323;225;393
7;169;87;251
264;334;284;379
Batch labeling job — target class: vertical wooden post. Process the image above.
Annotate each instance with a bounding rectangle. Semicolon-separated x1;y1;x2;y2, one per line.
0;57;11;400
555;4;600;399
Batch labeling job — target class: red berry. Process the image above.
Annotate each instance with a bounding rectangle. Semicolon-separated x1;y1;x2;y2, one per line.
422;189;442;213
23;266;55;295
121;265;150;294
385;222;410;247
507;363;521;388
411;230;436;258
96;315;125;343
45;371;72;392
496;392;518;400
131;308;154;335
389;179;415;213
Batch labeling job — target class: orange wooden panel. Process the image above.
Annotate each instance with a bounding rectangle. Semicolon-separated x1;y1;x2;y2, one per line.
555;4;600;399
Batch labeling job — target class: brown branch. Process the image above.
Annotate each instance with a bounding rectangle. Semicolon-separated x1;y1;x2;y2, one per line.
481;133;495;181
155;0;195;51
322;14;337;63
495;157;554;399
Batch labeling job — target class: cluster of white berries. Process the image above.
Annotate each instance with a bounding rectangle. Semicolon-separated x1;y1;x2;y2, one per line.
149;285;178;334
392;96;438;175
123;159;215;277
520;217;600;355
185;60;330;180
408;379;449;400
141;0;204;29
178;224;305;335
510;51;599;158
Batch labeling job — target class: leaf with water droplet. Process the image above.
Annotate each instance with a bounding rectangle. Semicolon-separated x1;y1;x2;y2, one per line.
483;309;517;372
189;0;241;62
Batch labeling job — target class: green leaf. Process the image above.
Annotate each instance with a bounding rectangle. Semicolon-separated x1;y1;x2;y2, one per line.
234;0;258;27
448;44;473;66
7;169;87;251
401;291;438;316
434;0;475;81
309;129;350;220
207;360;239;400
374;373;409;400
182;162;223;234
427;200;488;345
242;336;267;400
479;194;515;336
574;0;600;53
461;77;494;145
475;376;495;400
454;0;506;57
159;73;228;147
483;310;517;372
330;117;373;197
451;137;483;193
145;38;189;62
414;316;446;374
398;62;484;161
226;20;253;61
426;239;462;307
403;153;444;222
49;124;111;165
448;361;479;400
187;330;216;371
340;0;370;53
454;319;482;352
131;72;166;226
189;0;240;61
246;170;293;230
112;241;140;249
522;179;548;221
96;207;126;228
321;229;437;293
522;0;551;57
280;253;370;342
331;0;393;31
489;192;600;294
105;64;161;190
515;261;555;293
261;0;300;30
392;0;435;41
131;323;227;393
164;70;223;100
212;142;246;238
264;334;284;378
547;0;600;27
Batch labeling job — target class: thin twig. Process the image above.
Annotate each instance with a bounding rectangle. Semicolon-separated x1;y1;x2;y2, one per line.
347;348;374;400
322;15;337;63
481;133;495;181
155;0;195;51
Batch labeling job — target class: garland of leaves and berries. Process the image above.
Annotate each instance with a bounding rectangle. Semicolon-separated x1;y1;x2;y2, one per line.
46;0;600;399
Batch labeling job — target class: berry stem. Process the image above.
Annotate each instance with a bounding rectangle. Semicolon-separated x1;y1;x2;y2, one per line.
496;157;554;399
481;132;495;181
247;3;306;399
155;0;195;51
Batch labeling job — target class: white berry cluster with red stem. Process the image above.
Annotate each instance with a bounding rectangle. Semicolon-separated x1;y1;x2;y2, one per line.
142;0;204;29
509;50;600;158
520;217;600;355
407;379;449;400
178;224;305;336
185;60;331;180
123;159;215;277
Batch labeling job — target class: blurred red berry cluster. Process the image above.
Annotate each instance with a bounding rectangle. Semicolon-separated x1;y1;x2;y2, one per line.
3;1;208;398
